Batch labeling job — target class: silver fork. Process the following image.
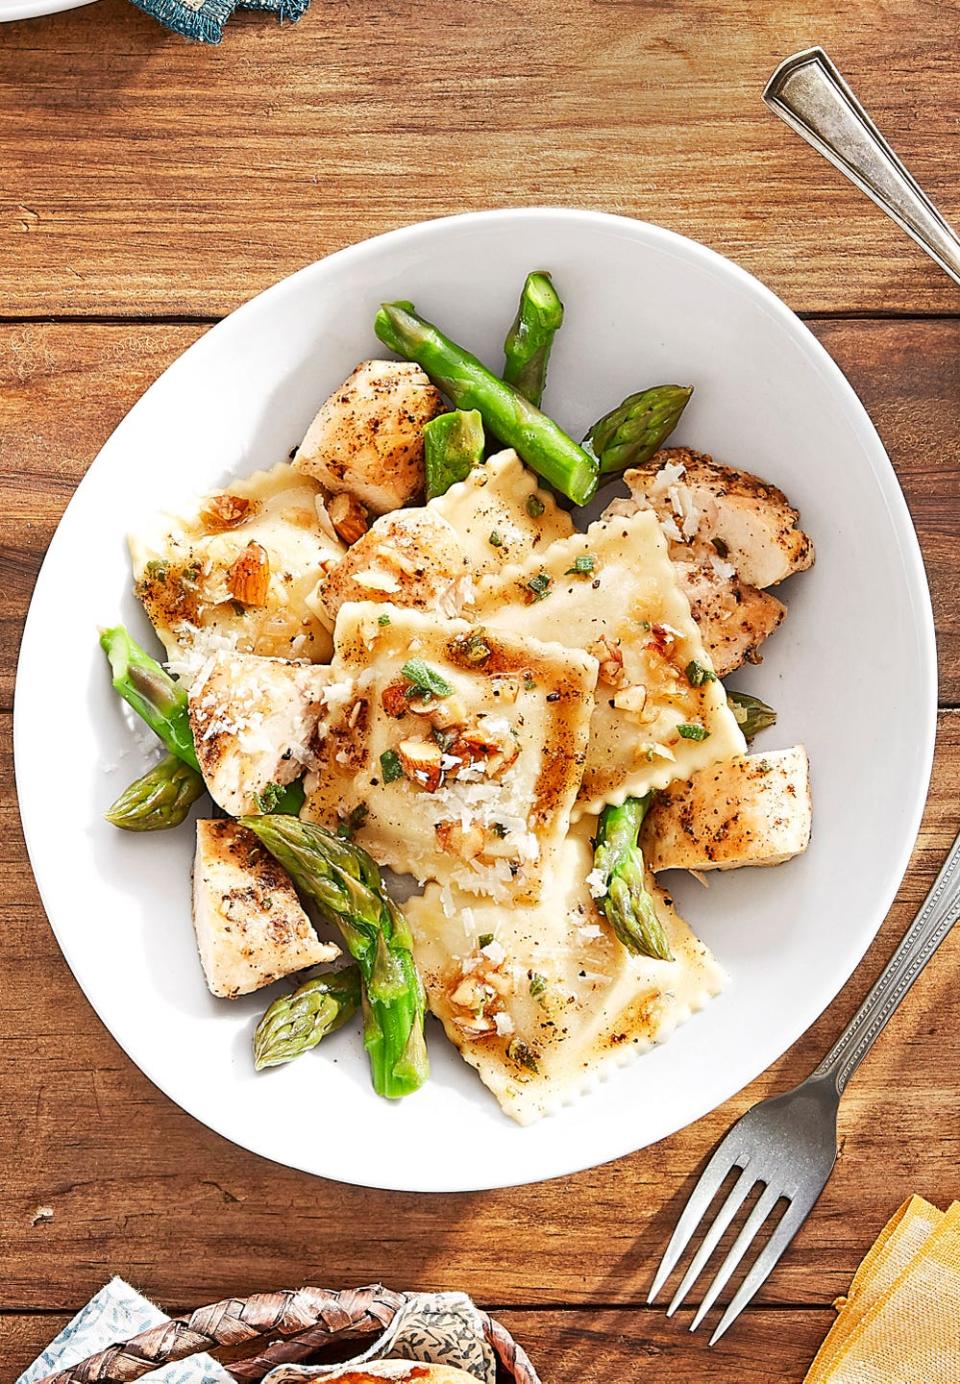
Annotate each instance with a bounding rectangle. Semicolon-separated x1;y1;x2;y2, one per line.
649;823;960;1344
646;46;960;1346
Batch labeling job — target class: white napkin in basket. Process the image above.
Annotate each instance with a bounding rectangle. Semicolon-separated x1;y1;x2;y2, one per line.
17;1281;496;1384
16;1277;232;1384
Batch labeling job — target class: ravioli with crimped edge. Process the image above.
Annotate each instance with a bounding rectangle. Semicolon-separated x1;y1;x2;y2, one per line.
130;460;343;688
428;447;573;577
471;508;746;815
301;601;598;902
406;817;726;1124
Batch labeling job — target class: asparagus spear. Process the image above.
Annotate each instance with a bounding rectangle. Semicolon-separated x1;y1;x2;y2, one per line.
503;271;564;407
105;753;206;831
239;814;429;1099
254;965;362;1070
592;795;673;961
726;688;777;741
100;625;199;770
101;625;304;821
584;385;693;475
423;408;485;500
375;301;598;506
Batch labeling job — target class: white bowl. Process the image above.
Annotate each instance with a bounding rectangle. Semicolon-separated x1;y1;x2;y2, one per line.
14;209;936;1191
0;0;97;20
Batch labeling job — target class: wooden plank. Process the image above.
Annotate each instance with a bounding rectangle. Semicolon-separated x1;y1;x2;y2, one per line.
1;709;957;1312
2;318;958;706
2;0;960;317
2;1307;833;1383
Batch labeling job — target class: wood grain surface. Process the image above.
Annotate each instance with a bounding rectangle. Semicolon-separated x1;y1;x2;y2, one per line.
3;4;960;1381
2;0;960;317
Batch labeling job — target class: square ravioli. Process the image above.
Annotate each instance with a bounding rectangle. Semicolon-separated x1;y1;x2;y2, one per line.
404;818;726;1124
472;509;746;814
130;460;344;687
301;602;598;901
428;448;573;577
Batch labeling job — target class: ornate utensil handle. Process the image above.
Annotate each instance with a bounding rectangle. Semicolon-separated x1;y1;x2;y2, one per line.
813;827;960;1094
764;47;960;287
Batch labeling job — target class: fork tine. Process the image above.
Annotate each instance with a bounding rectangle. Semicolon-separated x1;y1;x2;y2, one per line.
708;1187;820;1345
689;1182;782;1332
647;1145;749;1303
666;1165;756;1317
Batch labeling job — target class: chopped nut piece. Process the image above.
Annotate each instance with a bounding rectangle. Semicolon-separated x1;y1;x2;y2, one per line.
397;738;445;791
381;680;410;718
200;493;254;531
428;694;467;730
451;975;488;1009
226;541;270;606
435;819;485;859
454;1012;498;1037
327;492;370;545
612;684;647;716
589;635;626;688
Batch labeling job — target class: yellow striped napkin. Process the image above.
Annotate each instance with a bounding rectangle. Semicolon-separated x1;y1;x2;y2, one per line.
805;1195;960;1381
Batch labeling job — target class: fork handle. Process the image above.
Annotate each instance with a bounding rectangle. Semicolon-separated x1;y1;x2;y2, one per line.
763;47;960;287
813;826;960;1094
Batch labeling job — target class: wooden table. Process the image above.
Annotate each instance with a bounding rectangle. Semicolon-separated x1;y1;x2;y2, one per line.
2;3;958;1378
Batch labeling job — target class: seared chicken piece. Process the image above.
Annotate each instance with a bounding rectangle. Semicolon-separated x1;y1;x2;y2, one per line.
129;460;344;688
674;551;786;677
308;508;470;628
193;819;338;998
642;746;811;872
294;360;445;514
189;651;331;816
624;449;814;589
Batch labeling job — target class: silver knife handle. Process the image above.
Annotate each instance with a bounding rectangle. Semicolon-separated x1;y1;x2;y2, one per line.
764;47;960;287
813;826;960;1094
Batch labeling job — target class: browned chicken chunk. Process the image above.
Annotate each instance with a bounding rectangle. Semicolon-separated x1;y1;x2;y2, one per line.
294;359;445;514
642;746;812;872
624;448;814;589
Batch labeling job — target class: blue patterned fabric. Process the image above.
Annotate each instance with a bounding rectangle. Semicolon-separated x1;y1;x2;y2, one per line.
128;0;309;44
17;1283;504;1384
16;1278;232;1384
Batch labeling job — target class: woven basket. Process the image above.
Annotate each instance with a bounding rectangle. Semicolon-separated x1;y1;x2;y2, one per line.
34;1285;542;1384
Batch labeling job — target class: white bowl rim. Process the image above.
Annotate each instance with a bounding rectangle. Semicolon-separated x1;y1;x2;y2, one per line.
1;0;97;21
14;206;938;1190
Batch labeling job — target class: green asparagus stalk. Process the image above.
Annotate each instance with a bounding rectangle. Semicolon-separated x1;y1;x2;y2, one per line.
105;753;206;831
423;408;485;500
375;301;598;507
584;385;693;475
502;271;564;407
101;625;304;822
239;814;428;1099
593;795;673;962
254;965;362;1070
726;689;777;741
100;625;199;770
